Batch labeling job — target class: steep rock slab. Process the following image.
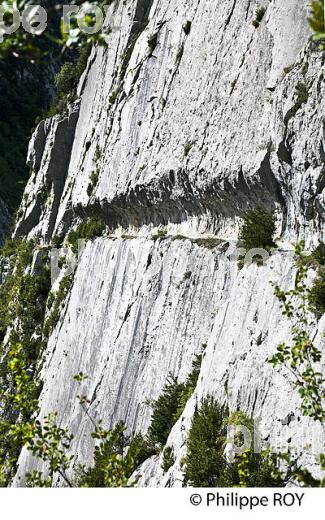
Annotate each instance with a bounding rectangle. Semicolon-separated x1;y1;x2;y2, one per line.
11;0;325;487
14;239;324;485
14;106;79;241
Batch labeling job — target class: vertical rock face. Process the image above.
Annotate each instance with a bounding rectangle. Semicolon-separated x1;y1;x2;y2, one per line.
14;105;79;241
11;0;325;485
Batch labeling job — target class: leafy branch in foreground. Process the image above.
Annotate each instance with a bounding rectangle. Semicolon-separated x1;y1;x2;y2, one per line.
270;242;325;486
270;242;325;422
25;413;74;487
0;1;111;61
78;422;139;487
22;372;155;487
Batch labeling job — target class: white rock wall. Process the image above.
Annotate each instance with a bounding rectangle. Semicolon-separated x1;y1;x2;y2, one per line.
12;0;325;486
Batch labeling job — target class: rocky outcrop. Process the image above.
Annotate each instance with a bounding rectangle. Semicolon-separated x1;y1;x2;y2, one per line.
16;0;324;246
14;105;79;241
11;0;325;486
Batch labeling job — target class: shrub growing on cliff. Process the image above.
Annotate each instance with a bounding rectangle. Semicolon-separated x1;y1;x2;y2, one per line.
148;376;186;447
185;397;227;486
161;446;176;473
78;422;137;487
239;206;276;252
174;353;203;417
55;47;92;100
24;413;155;488
148;354;203;448
308;267;325;317
298;241;325;269
67;218;106;254
0;239;52;484
309;1;325;47
252;7;266;28
55;63;77;99
312;242;325;266
43;275;74;338
293;242;325;317
45;45;92;117
185;398;284;487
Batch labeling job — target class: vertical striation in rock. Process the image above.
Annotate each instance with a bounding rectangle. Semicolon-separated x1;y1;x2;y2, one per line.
9;0;325;486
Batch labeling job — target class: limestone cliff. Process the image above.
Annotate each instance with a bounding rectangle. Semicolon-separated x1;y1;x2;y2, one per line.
9;0;325;486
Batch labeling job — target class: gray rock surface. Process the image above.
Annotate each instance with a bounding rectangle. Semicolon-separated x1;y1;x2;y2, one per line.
12;0;325;486
14;105;79;241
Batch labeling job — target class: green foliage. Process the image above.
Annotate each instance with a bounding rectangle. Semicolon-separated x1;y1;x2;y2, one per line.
161;446;175;473
127;433;156;468
55;45;91;101
24;412;155;488
185;398;284;487
309;267;325;317
174;353;203;418
269;242;325;486
67;218;106;254
292;454;325;487
270;242;325;422
44;45;92;117
55;63;77;99
239;206;276;252
51;234;64;249
185;396;228;486
151;229;167;241
0;342;43;485
0;2;109;61
311;242;325;266
252;7;266;28
148;376;186;447
0;239;50;355
78;423;155;488
14;370;156;488
0;30;91;209
0;239;52;484
234;450;285;487
73;372;89;382
183;142;192;157
43;275;73;338
298;241;325;269
25;413;74;487
78;422;137;487
148;354;203;448
309;1;325;47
